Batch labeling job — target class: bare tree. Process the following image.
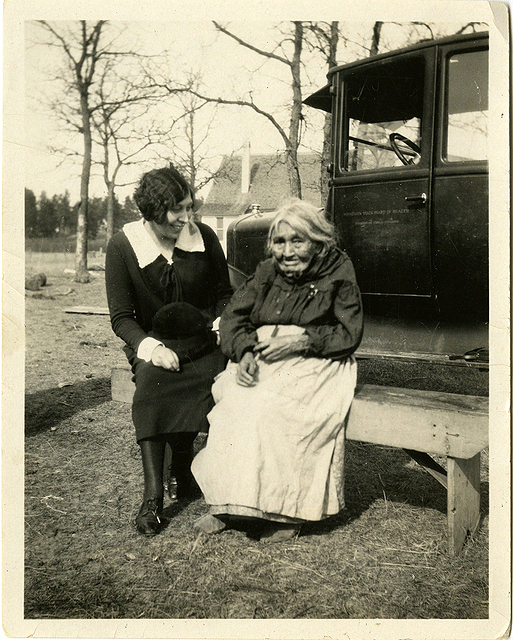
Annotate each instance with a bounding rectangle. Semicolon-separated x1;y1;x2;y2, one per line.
34;21;163;280
371;21;487;55
90;58;167;241
179;21;306;198
303;22;340;202
156;74;234;200
36;21;112;282
169;94;218;193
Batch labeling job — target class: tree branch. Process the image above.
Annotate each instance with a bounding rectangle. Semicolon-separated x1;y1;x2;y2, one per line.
213;21;291;67
186;88;292;149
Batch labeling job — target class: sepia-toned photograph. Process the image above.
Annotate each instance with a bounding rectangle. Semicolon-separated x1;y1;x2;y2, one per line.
3;1;510;638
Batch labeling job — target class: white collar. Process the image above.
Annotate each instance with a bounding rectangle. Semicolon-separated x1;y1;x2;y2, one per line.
122;219;205;268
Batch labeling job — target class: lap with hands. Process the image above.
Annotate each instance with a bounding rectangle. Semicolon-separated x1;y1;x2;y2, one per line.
236;334;310;386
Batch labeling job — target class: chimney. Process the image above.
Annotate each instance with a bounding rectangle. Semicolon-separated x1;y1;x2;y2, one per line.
241;142;251;194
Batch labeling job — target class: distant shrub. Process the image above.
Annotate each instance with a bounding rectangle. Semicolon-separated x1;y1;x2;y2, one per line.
25;235;107;253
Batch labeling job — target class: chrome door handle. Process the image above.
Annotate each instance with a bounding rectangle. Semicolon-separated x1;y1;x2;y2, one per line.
405;193;427;204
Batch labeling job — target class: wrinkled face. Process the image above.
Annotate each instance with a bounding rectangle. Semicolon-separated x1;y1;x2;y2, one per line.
151;194;193;240
271;222;317;277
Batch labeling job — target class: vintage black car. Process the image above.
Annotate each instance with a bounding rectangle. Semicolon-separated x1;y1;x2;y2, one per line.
226;31;489;362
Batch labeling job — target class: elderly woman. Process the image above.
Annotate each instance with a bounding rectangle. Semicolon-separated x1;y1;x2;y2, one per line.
105;165;232;536
192;199;363;542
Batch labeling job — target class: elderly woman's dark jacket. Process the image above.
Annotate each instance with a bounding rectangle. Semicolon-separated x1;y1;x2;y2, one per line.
220;247;363;363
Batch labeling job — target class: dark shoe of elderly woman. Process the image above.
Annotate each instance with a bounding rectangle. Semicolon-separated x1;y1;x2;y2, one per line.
166;440;195;501
167;473;195;501
136;496;163;536
260;523;301;543
193;514;227;534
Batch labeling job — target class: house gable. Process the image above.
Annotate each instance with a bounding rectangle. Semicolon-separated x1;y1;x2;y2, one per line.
199;152;322;219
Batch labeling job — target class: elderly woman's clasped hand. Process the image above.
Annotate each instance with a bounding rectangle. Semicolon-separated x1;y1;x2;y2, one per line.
236;351;259;386
236;333;310;385
255;333;310;361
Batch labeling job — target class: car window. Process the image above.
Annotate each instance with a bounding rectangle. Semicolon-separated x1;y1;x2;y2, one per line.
445;49;488;162
342;56;424;171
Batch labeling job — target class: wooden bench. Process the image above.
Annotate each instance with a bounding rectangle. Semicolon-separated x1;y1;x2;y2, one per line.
345;384;488;556
110;365;488;555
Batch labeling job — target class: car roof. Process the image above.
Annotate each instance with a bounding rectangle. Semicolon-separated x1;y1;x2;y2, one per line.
304;31;488;112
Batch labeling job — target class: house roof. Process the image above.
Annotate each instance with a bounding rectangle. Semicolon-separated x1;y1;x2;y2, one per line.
199;152;322;218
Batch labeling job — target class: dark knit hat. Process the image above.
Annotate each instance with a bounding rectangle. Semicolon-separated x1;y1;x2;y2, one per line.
149;302;216;363
151;302;208;339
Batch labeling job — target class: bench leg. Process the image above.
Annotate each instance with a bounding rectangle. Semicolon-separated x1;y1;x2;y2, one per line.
403;449;448;489
447;453;481;556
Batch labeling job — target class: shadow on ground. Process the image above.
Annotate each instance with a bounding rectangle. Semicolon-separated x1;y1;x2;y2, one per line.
25;377;111;436
302;440;489;538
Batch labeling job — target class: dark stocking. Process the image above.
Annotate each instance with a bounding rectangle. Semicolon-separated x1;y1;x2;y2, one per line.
139;436;167;500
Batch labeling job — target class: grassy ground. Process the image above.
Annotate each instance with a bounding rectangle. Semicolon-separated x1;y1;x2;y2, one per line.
24;255;489;620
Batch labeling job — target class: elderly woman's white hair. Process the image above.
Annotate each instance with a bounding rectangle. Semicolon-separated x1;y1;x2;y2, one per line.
266;199;337;258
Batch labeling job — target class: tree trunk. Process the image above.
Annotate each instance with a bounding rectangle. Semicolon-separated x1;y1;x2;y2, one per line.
106;182;115;242
320;113;332;204
320;22;339;204
75;92;91;283
370;22;383;56
188;110;196;192
286;21;303;199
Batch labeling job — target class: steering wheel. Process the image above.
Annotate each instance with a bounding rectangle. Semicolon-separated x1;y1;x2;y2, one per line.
389;133;421;165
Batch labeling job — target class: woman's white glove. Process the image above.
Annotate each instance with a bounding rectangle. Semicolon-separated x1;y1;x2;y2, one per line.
151;344;180;371
212;316;221;345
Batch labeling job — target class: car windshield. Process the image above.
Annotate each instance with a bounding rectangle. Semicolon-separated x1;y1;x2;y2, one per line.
343;56;424;171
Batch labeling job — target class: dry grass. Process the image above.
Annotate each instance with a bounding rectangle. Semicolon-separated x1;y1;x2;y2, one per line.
24;256;489;620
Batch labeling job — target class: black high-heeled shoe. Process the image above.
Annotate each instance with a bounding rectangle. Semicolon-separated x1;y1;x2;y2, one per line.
166;456;197;501
136;497;163;536
167;473;200;501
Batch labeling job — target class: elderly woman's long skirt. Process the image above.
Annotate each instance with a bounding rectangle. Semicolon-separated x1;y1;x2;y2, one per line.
192;345;357;523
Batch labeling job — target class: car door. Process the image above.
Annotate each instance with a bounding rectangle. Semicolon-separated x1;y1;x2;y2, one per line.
329;49;436;300
431;40;488;320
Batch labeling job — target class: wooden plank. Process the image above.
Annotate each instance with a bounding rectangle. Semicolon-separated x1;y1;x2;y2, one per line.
346;385;488;459
447;453;481;556
111;366;135;403
111;372;488;459
65;306;109;315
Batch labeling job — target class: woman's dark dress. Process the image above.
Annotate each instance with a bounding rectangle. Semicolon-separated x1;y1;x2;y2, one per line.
105;219;232;441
